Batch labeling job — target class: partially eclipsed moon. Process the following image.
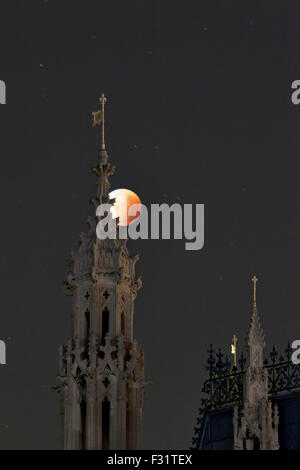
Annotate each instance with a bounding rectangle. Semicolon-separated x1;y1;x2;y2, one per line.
109;188;141;226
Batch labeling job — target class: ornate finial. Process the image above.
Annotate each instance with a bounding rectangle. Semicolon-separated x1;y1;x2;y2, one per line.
231;334;237;367
252;275;258;308
92;93;107;150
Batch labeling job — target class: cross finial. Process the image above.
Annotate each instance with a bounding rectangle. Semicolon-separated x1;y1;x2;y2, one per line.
92;93;107;150
252;275;258;307
231;334;237;367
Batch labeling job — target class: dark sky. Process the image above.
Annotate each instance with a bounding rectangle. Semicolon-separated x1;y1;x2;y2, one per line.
0;0;299;450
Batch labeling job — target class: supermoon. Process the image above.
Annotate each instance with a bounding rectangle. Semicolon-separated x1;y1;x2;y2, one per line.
109;188;141;226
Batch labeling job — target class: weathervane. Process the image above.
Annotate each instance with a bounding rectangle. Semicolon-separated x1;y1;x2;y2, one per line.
92;93;107;150
252;275;258;308
231;334;237;367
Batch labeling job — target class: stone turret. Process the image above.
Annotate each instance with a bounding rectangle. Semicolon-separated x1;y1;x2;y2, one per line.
57;95;145;450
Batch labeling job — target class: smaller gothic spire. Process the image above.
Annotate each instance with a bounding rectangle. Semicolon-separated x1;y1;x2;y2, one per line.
248;275;265;355
233;277;278;450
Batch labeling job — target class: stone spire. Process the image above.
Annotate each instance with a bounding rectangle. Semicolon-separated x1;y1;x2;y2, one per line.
247;276;265;388
57;95;145;450
233;276;279;450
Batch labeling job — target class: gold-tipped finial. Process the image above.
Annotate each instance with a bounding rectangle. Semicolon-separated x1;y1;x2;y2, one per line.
92;93;107;150
252;275;258;308
231;334;237;367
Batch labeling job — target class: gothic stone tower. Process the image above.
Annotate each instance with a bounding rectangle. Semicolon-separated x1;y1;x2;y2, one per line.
57;95;145;450
233;276;279;450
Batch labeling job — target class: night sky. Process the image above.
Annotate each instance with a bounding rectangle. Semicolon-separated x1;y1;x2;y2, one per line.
0;0;300;449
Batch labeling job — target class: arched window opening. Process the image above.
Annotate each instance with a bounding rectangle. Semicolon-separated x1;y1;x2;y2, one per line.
126;402;130;449
85;308;90;343
80;398;87;450
102;397;110;449
121;311;125;336
253;436;260;450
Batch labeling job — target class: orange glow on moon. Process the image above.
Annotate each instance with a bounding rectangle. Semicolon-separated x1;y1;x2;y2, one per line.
109;188;141;226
